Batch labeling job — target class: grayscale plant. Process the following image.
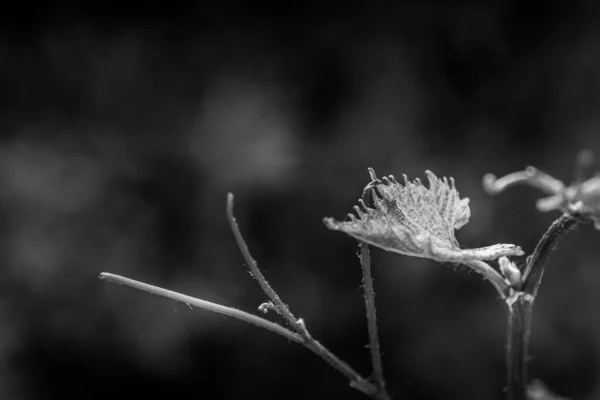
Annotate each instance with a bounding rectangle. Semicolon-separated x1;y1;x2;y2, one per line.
100;150;598;400
324;168;524;299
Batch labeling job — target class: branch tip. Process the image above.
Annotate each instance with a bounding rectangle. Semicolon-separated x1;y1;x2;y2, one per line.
226;192;235;215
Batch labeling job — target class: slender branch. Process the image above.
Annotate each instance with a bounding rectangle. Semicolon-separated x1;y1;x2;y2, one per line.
99;273;302;343
357;176;391;400
226;193;305;332
359;241;391;400
506;213;584;400
99;272;379;397
521;213;583;296
225;193;383;399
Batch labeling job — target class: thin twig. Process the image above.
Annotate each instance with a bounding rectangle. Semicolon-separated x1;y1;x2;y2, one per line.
359;241;391;400
359;173;391;400
226;193;305;332
99;273;302;343
99;272;379;397
226;193;383;399
506;213;584;400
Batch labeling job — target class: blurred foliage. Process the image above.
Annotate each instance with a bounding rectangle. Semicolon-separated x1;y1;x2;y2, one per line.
1;2;600;399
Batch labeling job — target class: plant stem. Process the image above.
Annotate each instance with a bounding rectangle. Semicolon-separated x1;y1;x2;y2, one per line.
99;272;379;398
99;273;302;343
226;193;384;399
506;294;533;400
359;172;391;399
506;213;583;400
226;193;305;332
359;241;391;400
521;213;583;296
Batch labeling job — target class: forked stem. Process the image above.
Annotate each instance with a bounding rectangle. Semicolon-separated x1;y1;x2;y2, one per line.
99;271;378;397
225;193;383;399
226;193;306;333
506;213;583;400
99;193;389;399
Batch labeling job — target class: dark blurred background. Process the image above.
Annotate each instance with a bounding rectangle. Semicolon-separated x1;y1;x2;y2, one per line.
1;1;600;399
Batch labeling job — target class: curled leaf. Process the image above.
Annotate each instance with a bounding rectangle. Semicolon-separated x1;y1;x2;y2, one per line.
324;169;524;263
483;167;565;196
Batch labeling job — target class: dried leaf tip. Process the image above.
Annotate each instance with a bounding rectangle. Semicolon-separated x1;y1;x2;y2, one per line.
324;169;523;264
484;149;600;229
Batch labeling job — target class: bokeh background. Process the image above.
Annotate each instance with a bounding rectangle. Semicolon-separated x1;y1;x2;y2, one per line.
2;2;600;399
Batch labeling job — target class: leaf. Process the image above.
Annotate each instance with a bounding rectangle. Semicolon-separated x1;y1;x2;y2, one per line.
324;170;523;263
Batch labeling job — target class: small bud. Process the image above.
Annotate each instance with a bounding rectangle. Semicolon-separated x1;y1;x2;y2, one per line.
296;318;308;333
258;302;275;314
499;256;522;289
